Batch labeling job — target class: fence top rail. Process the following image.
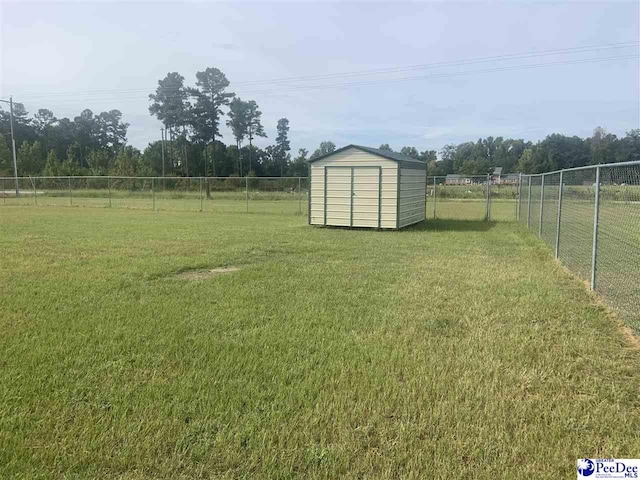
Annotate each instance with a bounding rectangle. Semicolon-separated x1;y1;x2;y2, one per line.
521;160;640;178
0;175;310;181
428;175;491;179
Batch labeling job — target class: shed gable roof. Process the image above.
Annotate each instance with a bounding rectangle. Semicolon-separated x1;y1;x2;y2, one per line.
308;144;426;168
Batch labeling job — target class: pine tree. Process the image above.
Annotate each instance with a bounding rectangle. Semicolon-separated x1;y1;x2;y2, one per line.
43;150;60;176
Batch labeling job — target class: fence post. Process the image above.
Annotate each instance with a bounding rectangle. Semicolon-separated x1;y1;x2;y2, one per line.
245;176;249;213
590;166;601;291
485;174;490;221
199;177;203;212
517;173;522;221
555;171;563;259
152;177;155;211
433;177;437;219
33;177;37;205
527;177;531;229
489;174;492;220
298;177;302;214
108;176;112;207
538;175;545;237
69;177;72;206
2;177;5;204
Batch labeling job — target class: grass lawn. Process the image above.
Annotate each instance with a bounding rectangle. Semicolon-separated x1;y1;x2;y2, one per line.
1;207;639;479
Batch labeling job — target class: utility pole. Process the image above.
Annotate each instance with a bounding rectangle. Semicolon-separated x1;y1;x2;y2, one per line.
182;125;189;179
203;143;208;177
210;91;216;178
206;90;215;199
248;125;253;174
167;125;172;168
0;96;20;197
160;128;166;179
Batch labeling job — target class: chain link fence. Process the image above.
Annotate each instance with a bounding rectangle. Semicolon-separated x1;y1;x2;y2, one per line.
0;176;309;215
520;162;640;332
427;175;490;221
427;175;519;221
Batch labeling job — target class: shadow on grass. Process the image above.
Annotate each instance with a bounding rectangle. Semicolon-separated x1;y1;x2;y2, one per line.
404;219;496;232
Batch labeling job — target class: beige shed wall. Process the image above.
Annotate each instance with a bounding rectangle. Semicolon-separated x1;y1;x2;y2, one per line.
398;167;427;228
309;147;398;228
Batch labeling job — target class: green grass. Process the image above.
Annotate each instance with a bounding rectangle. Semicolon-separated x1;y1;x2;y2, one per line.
427;198;517;221
1;208;639;479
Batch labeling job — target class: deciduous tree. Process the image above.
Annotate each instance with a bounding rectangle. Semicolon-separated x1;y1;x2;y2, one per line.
310;141;335;160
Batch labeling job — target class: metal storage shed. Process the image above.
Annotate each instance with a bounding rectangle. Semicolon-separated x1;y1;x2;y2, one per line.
308;145;427;229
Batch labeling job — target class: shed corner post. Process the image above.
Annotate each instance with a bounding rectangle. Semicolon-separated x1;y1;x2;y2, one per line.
396;166;401;229
308;165;311;225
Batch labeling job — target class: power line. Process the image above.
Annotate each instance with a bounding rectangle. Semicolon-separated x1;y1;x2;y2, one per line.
231;41;640;86
12;41;639;100
15;53;639;110
237;54;640;95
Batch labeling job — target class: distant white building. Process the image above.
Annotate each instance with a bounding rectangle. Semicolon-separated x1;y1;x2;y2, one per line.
491;167;503;184
445;174;473;185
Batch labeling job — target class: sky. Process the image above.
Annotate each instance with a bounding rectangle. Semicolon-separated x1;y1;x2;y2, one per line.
1;0;639;156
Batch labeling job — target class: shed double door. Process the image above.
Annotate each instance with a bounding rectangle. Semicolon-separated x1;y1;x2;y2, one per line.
324;166;381;228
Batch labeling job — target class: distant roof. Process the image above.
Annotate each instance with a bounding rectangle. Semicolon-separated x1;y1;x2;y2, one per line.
308;144;426;168
493;167;503;175
446;174;463;178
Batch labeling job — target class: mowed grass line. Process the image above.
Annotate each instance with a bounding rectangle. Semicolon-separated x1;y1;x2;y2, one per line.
0;208;639;479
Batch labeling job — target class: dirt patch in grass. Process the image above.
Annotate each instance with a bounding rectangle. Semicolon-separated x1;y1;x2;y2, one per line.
621;324;640;349
175;266;241;280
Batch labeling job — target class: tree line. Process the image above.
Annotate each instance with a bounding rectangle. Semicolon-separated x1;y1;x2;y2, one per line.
0;67;307;180
1;65;638;180
373;128;640;176
430;128;640;176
